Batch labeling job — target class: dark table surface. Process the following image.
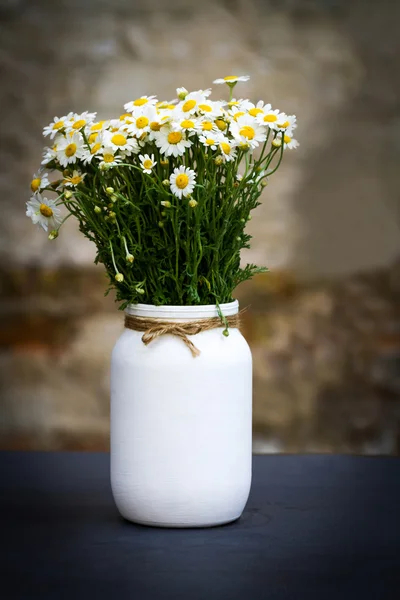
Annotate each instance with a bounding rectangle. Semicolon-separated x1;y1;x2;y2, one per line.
0;452;399;600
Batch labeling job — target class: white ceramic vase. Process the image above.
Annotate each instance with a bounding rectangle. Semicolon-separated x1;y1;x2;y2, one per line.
110;300;252;528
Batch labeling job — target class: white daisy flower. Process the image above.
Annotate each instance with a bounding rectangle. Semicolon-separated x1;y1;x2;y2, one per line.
56;132;85;167
230;114;267;149
26;194;62;232
276;114;297;132
246;100;267;118
154;126;192;157
171;117;199;136
43;114;72;138
65;111;97;133
177;91;209;115
89;120;109;133
272;133;299;150
196;100;224;119
63;170;86;187
257;105;284;130
169;166;196;199
81;139;104;165
41;145;58;165
30;171;50;193
197;118;219;134
124;95;158;112
97;148;123;169
103;130;139;156
199;134;220;151
139;154;157;174
125;106;157;137
218;138;237;162
213;75;250;85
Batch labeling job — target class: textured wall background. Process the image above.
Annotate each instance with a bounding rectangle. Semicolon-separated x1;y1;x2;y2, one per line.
1;0;400;453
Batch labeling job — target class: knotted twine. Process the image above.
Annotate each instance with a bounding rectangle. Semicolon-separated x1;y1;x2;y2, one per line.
124;309;246;358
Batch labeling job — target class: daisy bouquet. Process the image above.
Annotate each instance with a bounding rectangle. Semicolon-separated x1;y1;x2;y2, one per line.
27;75;298;309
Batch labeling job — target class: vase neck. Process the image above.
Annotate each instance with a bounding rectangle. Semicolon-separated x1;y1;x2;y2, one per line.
125;300;239;320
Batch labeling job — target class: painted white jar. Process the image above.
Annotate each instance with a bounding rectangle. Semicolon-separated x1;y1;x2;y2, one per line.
110;300;252;528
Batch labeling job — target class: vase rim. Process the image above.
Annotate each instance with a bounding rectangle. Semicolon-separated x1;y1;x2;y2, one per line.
125;300;239;319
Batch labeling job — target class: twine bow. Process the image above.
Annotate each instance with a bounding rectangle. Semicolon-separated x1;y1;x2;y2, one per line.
124;311;244;358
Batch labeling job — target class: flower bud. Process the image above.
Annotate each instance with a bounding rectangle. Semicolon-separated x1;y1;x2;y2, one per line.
161;200;171;208
94;205;102;214
48;230;58;240
177;87;189;100
236;236;241;242
233;182;239;188
272;139;282;148
158;221;164;228
126;254;134;264
214;156;223;166
215;119;227;131
136;287;145;295
64;190;73;199
188;199;198;208
108;203;113;209
222;329;230;337
110;194;118;203
260;179;268;187
115;273;124;283
162;179;170;187
247;214;252;221
106;187;114;195
63;169;70;177
240;218;246;224
109;211;116;219
160;159;169;167
161;211;167;217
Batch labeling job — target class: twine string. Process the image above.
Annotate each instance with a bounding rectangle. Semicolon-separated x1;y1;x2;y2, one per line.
124;310;244;358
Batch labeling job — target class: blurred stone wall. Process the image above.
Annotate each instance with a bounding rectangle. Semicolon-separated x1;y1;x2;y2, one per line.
0;0;399;452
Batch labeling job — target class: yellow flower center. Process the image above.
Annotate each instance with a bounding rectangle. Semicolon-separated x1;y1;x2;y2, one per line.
239;126;255;140
72;119;86;130
111;134;127;146
166;104;176;109
91;121;105;131
53;120;64;130
272;139;281;148
283;135;291;144
89;132;98;144
175;174;189;189
206;138;215;145
233;111;245;121
264;114;277;123
167;131;183;144
103;153;115;163
134;98;148;106
150;121;161;131
221;143;231;155
136;116;149;129
31;178;41;192
215;119;227;131
68;175;82;185
198;104;212;112
249;108;263;117
228;101;239;107
182;100;196;112
119;113;131;120
224;76;238;81
202;122;213;131
278;120;290;129
65;143;77;157
91;143;101;154
143;159;153;169
181;119;194;129
40;204;53;218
